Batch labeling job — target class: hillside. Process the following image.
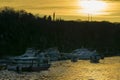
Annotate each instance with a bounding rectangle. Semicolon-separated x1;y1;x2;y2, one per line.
0;7;120;57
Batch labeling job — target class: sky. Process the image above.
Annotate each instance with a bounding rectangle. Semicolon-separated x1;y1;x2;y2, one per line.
0;0;120;22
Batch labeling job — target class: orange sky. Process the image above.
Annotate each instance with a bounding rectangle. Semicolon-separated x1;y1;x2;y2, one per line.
0;0;120;22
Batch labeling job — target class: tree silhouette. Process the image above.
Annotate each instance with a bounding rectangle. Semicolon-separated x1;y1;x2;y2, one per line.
47;15;52;21
0;7;120;57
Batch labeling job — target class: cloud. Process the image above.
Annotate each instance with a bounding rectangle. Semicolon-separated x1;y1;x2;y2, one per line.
103;0;120;1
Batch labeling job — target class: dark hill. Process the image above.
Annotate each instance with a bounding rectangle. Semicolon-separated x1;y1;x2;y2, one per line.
0;7;120;57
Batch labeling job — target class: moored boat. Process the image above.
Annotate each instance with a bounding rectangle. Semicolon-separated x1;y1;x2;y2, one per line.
7;48;51;72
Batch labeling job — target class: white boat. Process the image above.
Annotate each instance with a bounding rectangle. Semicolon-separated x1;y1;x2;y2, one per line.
71;48;103;60
7;48;51;72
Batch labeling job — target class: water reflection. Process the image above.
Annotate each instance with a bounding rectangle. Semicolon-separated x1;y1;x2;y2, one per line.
0;57;119;80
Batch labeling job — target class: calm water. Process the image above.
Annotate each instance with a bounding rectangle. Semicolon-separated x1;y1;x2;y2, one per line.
0;56;120;80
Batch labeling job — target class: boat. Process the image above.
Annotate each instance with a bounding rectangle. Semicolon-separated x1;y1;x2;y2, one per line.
7;56;51;72
8;57;51;72
71;48;103;60
7;48;51;72
70;48;104;63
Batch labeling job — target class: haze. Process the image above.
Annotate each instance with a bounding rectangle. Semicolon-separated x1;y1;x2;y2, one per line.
0;0;120;22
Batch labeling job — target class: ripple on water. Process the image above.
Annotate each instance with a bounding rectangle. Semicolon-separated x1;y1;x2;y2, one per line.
0;57;120;80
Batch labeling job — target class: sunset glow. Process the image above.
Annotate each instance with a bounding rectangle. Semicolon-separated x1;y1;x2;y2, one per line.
80;0;107;15
0;0;120;22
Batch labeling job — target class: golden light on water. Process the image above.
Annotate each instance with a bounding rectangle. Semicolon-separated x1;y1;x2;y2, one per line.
79;0;108;15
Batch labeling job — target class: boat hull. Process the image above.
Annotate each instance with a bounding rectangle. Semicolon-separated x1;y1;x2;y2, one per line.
21;64;51;72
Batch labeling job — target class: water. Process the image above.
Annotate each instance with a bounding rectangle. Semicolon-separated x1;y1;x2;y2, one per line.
0;56;120;80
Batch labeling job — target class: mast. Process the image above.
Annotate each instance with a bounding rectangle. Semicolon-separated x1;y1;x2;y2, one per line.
53;12;55;21
91;14;92;21
88;14;92;22
88;14;90;21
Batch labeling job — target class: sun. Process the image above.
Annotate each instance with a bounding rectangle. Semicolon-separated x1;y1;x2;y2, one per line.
79;0;107;15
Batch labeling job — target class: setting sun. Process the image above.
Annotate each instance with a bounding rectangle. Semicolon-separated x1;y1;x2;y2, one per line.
0;0;120;22
80;0;107;15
